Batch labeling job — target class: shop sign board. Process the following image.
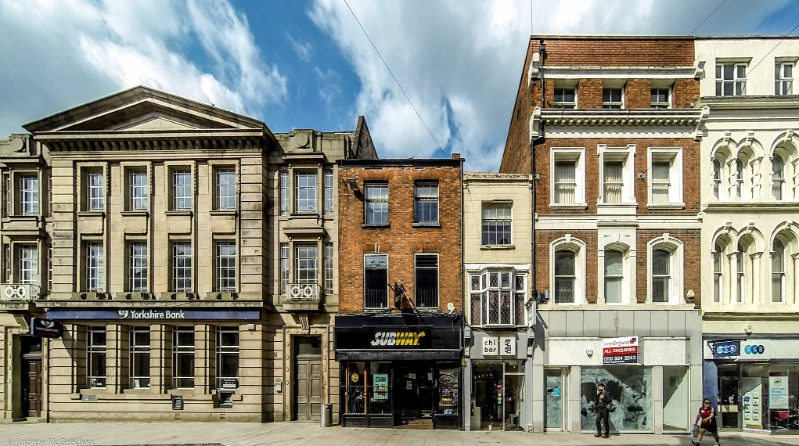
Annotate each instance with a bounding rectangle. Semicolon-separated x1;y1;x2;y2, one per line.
46;308;260;320
30;318;63;338
501;337;516;356
483;337;498;355
602;336;640;365
711;340;740;358
769;376;790;410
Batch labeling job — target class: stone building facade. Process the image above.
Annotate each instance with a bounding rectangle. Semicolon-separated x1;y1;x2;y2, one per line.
334;157;464;429
501;36;705;434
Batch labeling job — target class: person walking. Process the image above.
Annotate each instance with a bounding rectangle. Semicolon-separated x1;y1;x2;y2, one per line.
692;398;720;446
594;383;611;438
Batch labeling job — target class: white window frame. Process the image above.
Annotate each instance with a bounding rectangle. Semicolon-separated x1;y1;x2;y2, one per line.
601;247;630;305
295;243;318;285
602;87;624;109
324;168;334;215
549;236;586;305
18;173;39;216
716;62;748;96
481;203;512;246
647;148;684;207
735;242;747;304
215;327;239;389
215;241;236;292
17;243;38;285
279;170;289;216
553;87;576;109
85;169;105;212
772;238;786;303
776;61;794;96
171;168;192;211
171;242;192;293
85;242;104;292
295;171;318;214
468;269;527;327
172;327;195;389
87;326;107;388
414;181;439;225
129;326;151;389
280;242;289;295
128;168;149;211
772;153;787;201
650;87;671;109
364;183;389;226
550;148;586;207
647;235;684;305
324;242;334;295
128;241;148;293
598;144;636;206
712;158;724;201
713;242;724;304
215;168;237;211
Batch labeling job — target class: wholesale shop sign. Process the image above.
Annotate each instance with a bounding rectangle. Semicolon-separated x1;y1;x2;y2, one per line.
602;336;640;365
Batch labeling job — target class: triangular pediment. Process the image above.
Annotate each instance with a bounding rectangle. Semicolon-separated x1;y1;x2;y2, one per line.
23;86;267;133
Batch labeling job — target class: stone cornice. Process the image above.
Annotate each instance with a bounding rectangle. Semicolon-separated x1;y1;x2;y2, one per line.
35;131;269;152
541;108;704;127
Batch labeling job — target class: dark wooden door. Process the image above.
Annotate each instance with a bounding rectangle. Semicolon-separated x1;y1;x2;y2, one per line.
21;357;42;417
295;356;322;421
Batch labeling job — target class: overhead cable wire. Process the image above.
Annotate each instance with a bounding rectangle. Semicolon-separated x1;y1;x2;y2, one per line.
690;0;728;35
342;0;447;158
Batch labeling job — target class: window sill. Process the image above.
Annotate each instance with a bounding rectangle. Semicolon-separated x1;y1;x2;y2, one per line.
210;210;237;216
290;211;320;218
412;222;441;228
165;210;193;216
549;203;588;210
596;202;637;207
77;211;105;217
646;203;685;210
363;224;390;229
6;214;41;220
121;211;149;217
481;244;515;250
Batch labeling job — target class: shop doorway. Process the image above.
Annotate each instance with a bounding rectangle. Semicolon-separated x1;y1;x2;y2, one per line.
20;336;42;418
293;337;322;422
472;360;525;431
545;368;565;431
394;364;435;424
718;365;740;429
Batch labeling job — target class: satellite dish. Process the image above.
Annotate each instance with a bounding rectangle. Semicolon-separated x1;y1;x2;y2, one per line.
447;302;455;313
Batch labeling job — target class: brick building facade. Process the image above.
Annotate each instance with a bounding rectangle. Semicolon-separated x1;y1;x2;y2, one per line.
334;157;464;429
501;36;705;434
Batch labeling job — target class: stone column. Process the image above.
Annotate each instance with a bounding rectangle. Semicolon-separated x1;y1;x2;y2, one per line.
570;365;582;433
652;366;664;435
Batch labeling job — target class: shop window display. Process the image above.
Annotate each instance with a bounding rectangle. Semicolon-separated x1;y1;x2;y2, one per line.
581;367;652;431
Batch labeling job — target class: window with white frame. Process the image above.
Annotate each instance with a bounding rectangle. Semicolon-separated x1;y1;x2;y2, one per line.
172;169;192;210
649;149;683;205
651;88;670;108
172;242;192;293
482;204;512;245
648;237;683;304
85;242;104;292
324;242;334;295
295;171;317;214
17;244;38;285
364;183;389;225
128;169;148;211
604;250;624;304
215;241;236;292
469;271;526;327
716;62;747;96
735;158;745;199
772;238;785;303
279;170;289;215
324;168;334;215
713;159;723;200
295;244;317;284
87;326;106;388
414;181;439;225
19;174;39;215
713;243;724;304
553;88;576;109
128;242;148;292
776;61;794;96
551;149;585;205
736;243;746;303
773;154;786;200
415;254;438;308
364;254;388;308
280;243;289;294
599;145;634;205
215;168;236;210
85;169;104;212
602;88;623;109
215;327;239;389
554;250;576;304
129;327;150;389
172;327;195;389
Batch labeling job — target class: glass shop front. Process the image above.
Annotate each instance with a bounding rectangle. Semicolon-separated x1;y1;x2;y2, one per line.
335;314;463;429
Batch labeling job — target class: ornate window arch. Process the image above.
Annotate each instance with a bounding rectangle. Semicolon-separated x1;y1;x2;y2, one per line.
647;234;684;304
600;242;632;305
550;235;586;305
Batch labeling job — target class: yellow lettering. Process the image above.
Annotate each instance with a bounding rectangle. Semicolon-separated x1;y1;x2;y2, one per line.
413;332;426;346
397;332;408;346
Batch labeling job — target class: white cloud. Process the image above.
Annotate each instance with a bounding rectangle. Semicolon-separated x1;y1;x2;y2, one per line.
0;0;286;135
309;0;791;171
289;34;314;62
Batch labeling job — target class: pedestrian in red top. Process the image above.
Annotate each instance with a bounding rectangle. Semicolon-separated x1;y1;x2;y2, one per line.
692;398;720;446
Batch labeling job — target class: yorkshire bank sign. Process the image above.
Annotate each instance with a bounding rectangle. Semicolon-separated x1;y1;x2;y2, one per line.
370;331;426;346
602;336;640;365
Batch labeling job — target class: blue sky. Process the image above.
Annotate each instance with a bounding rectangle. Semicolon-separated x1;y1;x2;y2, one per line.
1;0;798;171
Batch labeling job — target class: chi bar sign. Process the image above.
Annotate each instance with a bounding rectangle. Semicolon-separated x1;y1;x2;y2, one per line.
483;336;516;356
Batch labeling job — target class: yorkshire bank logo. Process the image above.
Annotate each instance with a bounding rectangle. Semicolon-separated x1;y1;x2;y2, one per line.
370;331;426;346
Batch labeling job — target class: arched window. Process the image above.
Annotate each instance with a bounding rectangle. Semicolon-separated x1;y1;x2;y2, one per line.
713;159;722;199
772;239;786;303
604;250;623;304
713;243;723;303
736;243;746;303
554;250;575;304
652;249;671;303
736;158;745;199
772;154;786;200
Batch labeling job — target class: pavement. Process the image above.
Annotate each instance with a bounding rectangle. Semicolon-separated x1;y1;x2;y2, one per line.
3;422;799;446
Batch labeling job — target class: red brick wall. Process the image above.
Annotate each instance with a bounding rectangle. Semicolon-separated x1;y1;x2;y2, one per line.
673;78;700;108
578;79;603;109
337;164;463;314
533;138;700;215
540;38;695;67
500;43;535;174
625;79;651;109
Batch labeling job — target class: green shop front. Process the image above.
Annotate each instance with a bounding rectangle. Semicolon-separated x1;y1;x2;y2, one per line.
334;314;463;429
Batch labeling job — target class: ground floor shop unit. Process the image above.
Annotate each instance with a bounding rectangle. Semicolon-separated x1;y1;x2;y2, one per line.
704;335;799;434
334;313;463;429
532;309;703;434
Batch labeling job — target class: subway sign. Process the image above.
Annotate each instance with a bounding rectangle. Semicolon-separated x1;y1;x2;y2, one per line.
370;331;427;347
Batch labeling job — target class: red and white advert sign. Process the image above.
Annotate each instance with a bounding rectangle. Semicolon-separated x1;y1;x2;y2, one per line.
602;336;640;365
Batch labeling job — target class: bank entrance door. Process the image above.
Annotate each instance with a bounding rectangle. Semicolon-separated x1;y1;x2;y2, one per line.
294;337;322;421
21;337;42;418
